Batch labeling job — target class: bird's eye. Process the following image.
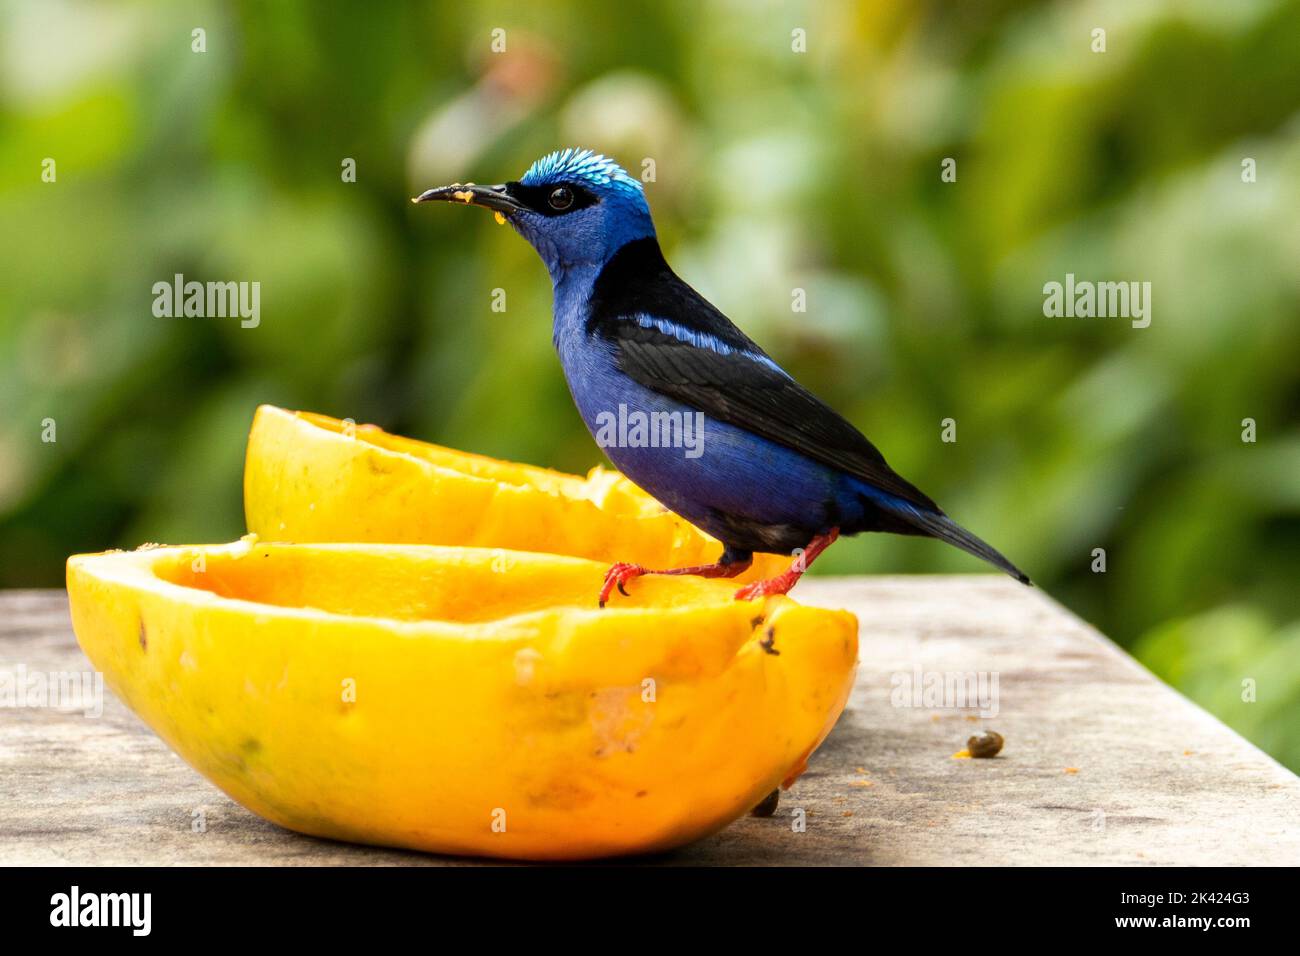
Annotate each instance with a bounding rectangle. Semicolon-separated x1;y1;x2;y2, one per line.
548;186;574;210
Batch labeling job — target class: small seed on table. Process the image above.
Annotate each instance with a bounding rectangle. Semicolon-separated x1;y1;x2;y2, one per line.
967;730;1004;758
750;788;780;817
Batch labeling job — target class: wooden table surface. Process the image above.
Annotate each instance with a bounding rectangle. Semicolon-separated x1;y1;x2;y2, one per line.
3;579;1297;866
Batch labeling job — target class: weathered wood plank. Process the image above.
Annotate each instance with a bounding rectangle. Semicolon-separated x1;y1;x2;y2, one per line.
2;581;1297;865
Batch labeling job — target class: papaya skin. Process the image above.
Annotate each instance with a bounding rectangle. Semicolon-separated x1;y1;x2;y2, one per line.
243;405;787;586
67;539;858;860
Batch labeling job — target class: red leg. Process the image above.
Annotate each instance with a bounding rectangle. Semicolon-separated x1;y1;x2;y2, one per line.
734;528;840;601
599;553;753;608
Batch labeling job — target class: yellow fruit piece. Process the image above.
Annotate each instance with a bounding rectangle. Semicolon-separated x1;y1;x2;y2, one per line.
244;405;786;582
67;539;858;860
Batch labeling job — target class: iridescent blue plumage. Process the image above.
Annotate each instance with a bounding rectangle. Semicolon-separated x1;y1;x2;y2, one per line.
521;148;645;197
414;149;1029;602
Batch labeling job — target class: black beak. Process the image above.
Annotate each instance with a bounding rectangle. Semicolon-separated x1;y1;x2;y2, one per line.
411;182;523;215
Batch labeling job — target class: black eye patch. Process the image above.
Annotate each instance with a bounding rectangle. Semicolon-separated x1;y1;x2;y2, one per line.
504;181;599;216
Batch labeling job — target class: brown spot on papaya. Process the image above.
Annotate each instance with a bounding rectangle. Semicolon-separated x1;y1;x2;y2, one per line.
759;625;779;656
138;618;147;651
365;453;395;475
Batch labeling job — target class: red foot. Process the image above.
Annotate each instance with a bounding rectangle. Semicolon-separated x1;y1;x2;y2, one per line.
599;563;647;608
598;554;753;607
735;571;801;601
734;528;840;602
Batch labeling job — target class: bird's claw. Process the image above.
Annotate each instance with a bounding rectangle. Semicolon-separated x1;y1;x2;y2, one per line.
734;572;800;602
599;562;646;608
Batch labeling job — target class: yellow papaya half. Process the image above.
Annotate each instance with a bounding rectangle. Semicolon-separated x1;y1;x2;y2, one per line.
244;405;787;584
67;539;858;860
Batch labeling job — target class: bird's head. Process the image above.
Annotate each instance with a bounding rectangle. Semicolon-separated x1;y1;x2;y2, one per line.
414;148;654;279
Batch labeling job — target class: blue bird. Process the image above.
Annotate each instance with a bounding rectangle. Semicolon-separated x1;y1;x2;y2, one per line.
415;148;1029;606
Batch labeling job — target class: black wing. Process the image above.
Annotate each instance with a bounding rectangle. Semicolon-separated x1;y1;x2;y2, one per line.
586;239;938;512
607;321;938;511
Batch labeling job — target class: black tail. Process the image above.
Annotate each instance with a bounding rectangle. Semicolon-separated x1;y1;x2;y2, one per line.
902;508;1030;585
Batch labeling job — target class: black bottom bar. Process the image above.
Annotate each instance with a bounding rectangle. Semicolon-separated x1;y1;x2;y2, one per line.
0;865;1286;941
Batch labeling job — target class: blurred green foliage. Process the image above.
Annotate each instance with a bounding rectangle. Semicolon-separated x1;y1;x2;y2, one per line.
1;1;1297;765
